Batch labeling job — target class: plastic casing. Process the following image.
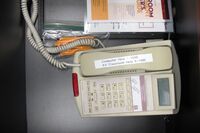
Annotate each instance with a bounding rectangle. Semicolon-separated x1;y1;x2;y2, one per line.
72;40;181;117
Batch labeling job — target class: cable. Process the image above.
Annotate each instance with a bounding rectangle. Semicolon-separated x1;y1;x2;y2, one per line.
26;0;39;51
21;0;104;69
46;38;104;54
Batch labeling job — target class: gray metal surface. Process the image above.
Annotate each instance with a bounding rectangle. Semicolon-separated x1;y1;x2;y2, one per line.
26;0;167;132
44;0;84;23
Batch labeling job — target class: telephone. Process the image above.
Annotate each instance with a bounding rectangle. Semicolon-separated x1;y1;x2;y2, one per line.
21;0;180;117
72;40;181;117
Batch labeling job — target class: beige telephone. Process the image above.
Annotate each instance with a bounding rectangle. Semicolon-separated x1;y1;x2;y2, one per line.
72;40;181;117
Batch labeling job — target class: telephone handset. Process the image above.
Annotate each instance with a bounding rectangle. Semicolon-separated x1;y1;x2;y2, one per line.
80;46;172;76
72;40;181;117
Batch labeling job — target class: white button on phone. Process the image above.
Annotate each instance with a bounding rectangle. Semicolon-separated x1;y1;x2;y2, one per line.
106;92;111;100
100;93;105;100
112;83;117;90
114;101;118;108
100;101;106;110
106;84;111;91
113;91;118;100
107;101;112;108
100;84;105;91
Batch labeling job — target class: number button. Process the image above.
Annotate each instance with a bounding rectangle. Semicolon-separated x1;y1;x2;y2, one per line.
88;97;93;102
106;92;112;100
107;101;112;108
113;91;118;100
100;92;105;100
112;83;117;91
94;106;99;112
114;100;119;108
88;92;93;102
87;81;90;92
119;91;124;100
88;102;92;113
93;92;98;103
100;84;105;91
93;82;97;87
106;84;111;91
100;101;106;110
87;86;90;92
119;100;125;108
118;82;123;90
89;108;92;113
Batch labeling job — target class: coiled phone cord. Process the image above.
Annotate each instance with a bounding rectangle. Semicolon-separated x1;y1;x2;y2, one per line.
46;38;105;54
21;0;104;69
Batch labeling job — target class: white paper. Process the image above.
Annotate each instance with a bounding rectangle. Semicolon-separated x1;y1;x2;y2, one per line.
94;54;153;69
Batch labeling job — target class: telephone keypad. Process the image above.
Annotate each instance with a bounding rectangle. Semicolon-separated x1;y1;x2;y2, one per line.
81;74;167;115
82;77;133;114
